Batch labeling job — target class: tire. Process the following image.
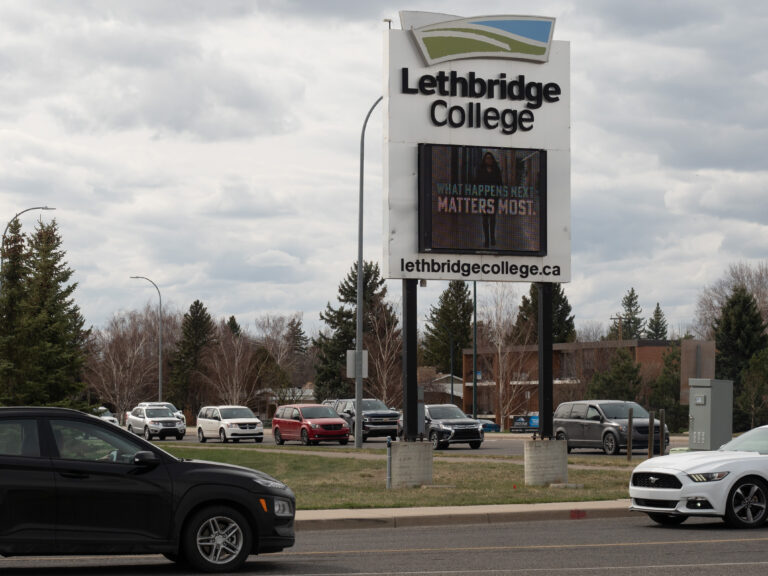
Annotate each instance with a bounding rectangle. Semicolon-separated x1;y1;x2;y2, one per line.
182;505;251;573
255;438;263;443
602;432;619;455
233;439;240;443
198;428;206;443
143;427;152;441
219;429;228;443
127;424;133;434
725;477;768;528
648;513;687;526
339;439;349;445
469;441;482;450
430;430;443;450
274;428;284;445
176;434;184;440
301;429;310;446
556;431;572;453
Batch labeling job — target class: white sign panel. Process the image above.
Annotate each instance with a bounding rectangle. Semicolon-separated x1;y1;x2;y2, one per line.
383;17;570;283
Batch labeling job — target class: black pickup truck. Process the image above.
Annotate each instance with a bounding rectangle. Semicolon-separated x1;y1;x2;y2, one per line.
334;398;400;441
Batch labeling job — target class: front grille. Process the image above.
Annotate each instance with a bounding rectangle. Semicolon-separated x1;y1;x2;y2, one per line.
237;423;259;430
162;422;179;427
631;472;681;489
635;425;661;435
634;498;677;509
451;428;482;441
322;424;343;431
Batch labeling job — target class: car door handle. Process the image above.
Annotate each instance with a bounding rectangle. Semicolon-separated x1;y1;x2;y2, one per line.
59;470;90;479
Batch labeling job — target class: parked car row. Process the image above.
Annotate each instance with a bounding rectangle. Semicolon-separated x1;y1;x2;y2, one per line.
196;405;264;443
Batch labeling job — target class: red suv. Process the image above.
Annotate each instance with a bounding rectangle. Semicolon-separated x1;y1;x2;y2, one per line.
272;404;350;446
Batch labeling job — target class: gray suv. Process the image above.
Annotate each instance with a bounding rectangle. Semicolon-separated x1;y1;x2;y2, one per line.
553;400;669;455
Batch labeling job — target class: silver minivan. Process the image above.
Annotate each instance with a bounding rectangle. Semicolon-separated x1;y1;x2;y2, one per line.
553;400;669;455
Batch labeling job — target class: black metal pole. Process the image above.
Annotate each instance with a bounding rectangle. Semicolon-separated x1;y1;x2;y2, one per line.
537;283;554;439
402;279;418;441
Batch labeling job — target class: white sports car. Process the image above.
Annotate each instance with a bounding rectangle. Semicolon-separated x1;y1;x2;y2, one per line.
629;425;768;528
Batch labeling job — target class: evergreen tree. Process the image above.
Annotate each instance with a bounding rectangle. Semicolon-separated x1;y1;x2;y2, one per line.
587;348;642;400
313;261;392;401
513;283;576;344
422;281;473;374
645;303;669;340
737;348;768;429
19;219;90;405
714;285;767;430
286;315;309;356
168;300;216;410
0;218;30;404
609;287;645;340
226;315;241;336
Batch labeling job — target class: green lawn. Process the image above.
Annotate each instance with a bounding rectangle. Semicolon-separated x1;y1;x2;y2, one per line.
163;445;632;510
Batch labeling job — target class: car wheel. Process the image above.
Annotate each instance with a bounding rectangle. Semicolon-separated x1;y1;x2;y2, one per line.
219;429;228;443
725;477;768;528
602;432;619;455
469;441;482;449
198;428;206;443
430;430;442;450
648;513;687;526
127;424;133;434
255;438;263;443
182;505;251;573
233;439;240;443
301;429;310;446
176;434;184;440
274;428;284;445
339;438;349;445
556;431;572;453
143;427;152;441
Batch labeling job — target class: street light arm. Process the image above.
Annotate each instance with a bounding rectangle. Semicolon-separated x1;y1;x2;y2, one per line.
130;275;163;402
1;206;56;276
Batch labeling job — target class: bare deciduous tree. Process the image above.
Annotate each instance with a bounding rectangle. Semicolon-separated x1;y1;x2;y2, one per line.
85;307;159;422
479;284;535;428
364;299;402;408
201;321;275;406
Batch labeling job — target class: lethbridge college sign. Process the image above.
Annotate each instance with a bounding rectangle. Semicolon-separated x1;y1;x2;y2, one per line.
383;12;571;283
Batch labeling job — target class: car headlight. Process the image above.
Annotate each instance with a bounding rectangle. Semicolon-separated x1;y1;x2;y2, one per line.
148;420;160;426
616;424;627;433
309;422;320;429
689;472;729;482
226;422;238;429
254;477;288;490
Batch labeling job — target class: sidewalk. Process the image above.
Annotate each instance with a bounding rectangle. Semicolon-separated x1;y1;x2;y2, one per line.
295;499;634;531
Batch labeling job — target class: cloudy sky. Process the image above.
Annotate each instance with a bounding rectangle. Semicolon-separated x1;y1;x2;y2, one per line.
1;0;766;338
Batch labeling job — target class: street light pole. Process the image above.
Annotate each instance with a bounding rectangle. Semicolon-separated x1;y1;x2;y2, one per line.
355;95;382;449
131;276;163;401
1;206;56;277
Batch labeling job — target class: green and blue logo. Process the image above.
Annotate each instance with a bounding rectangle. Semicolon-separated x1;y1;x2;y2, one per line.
410;15;555;65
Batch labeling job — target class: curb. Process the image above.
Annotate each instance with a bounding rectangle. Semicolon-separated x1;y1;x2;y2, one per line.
295;499;634;531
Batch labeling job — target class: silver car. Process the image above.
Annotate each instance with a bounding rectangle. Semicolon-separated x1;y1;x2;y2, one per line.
126;406;185;441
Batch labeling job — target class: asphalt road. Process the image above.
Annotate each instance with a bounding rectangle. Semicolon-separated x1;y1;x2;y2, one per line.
4;516;768;575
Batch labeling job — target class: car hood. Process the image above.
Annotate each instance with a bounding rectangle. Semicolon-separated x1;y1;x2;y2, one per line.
179;459;294;495
633;450;764;473
223;418;262;425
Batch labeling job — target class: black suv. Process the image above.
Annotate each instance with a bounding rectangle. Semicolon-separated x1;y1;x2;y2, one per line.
0;407;294;572
397;404;484;450
553;400;669;455
334;398;400;441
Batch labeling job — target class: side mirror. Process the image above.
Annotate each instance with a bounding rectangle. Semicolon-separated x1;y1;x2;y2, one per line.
133;451;160;466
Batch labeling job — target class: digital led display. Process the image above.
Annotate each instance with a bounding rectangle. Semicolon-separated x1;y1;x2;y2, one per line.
418;143;547;256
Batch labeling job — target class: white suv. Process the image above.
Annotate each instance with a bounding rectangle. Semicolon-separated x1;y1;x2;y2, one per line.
126;405;186;440
137;401;186;427
197;405;264;443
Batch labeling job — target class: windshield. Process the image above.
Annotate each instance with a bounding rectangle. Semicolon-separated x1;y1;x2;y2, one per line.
720;427;768;453
362;399;388;411
160;403;179;413
301;406;337;419
428;404;466;420
146;408;174;418
599;402;648;419
220;407;256;419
